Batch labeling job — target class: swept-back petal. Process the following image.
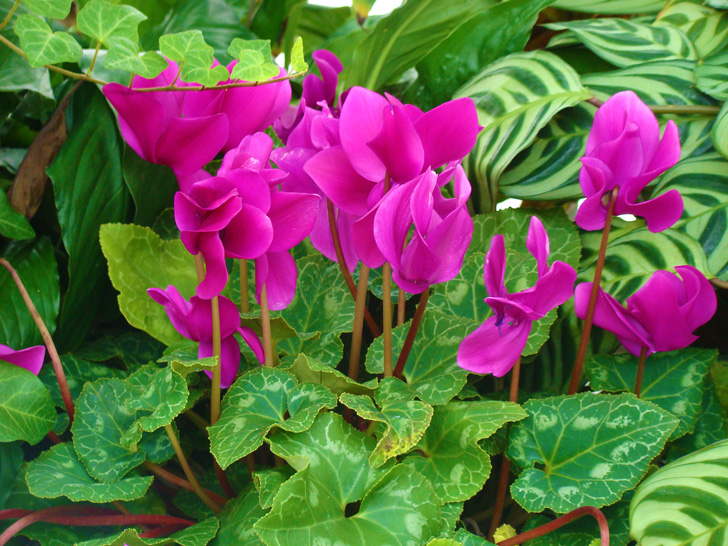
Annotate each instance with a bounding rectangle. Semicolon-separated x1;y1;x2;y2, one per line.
255;251;298;311
414;97;480;169
367;104;424;182
200;335;241;389
156;114;229;175
526;216;549;278
196;233;229;300
484;234;507;299
0;344;46;376
148;286;194;339
339;86;388;181
457;316;532;377
222;204;274;260
674;265;717;332
620;189;683;233
509;261;576;318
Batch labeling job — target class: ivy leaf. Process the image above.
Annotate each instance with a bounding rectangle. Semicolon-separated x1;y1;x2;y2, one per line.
0;189;34;240
227;38;279;81
26;443;152;503
256;413;442;546
585;348;716;440
290;36;307;73
507;392;679;513
284;353;377;396
100;223;198;346
211;486;267;546
0;360;56;444
105;37;167;79
366;312;474;405
341;377;434;468
159;30;229;87
21;0;73;18
14;14;82;68
76;0;146;46
209;367;337;470
405;401;527;503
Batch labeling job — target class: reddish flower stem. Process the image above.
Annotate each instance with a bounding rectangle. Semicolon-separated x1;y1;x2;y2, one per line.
326;199;380;337
497;505;609;546
489;357;521;540
239;259;250;313
393;288;429;379
348;264;371;382
210;296;222;424
397;289;406;326
260;284;274;367
143;461;227;506
634;346;649;398
0;259;74;423
568;187;619;395
139;524;190;538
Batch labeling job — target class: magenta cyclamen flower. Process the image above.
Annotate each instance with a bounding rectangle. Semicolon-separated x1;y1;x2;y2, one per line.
148;286;263;388
574;265;716;356
457;217;577;376
575;90;683;232
0;343;45;375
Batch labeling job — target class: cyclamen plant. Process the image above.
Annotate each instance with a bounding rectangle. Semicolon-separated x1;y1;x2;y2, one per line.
1;1;727;546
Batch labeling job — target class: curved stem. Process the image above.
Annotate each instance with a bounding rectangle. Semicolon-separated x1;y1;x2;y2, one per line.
393;288;429;379
497;505;609;546
0;259;74;422
0;0;20;32
239;259;250;313
87;41;102;76
0;506;86;546
634;346;649;398
587;96;720;116
142;461;227;506
164;424;222;514
260;284;274;367
568;187;619;395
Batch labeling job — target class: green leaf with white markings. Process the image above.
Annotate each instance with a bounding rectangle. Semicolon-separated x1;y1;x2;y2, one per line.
341;377;433;468
77;517;219;546
126;365;189;433
669;380;728;462
405;401;526;503
0;189;34;240
508;392;679;513
656;1;728;59
38;354;125;409
552;0;664;13
211;486;266;546
696;51;728;100
366;312;474;405
586;348;716;440
455;50;590;212
14;14;82;68
545;19;697;68
256;413;442;546
713;100;728;160
159;30;229;87
0;360;56;444
26;443;152;503
21;0;72;18
209;367;337;470
253;466;294;510
284;353;376;396
100;223;198;346
76;0;146;46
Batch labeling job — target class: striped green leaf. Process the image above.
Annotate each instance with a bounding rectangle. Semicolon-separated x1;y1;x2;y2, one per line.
655;153;728;280
546;19;697;68
455;50;590;212
713;100;728;160
630;438;728;546
696;51;728;100
656;1;728;58
552;0;664;14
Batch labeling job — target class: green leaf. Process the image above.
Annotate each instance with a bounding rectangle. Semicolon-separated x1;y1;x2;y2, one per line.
405;0;555;110
227;38;279;81
0;189;34;240
0;238;59;349
0;360;56;444
21;0;73;18
48;84;131;349
585;348;716;440
0;442;23;509
78;517;219;546
173;464;251;521
75;329;165;368
668;380;728;461
283;353;376;396
100;223;198;346
508;392;679;513
295;4;353;54
256;413;442;546
26;443;152;502
126;365;189;433
341;377;434;468
552;0;664;13
630;439;728;546
455;50;590;212
209;367;337;470
159;30;229;86
405;400;526;503
344;0;492;90
696;51;728;100
76;0;146;46
366;312;474;405
437;502;464;539
454;530;496;545
656;1;728;59
290;35;307;73
13;13;82;67
105;37;167;79
211;486;266;546
253;466;294;510
713;100;728;160
545;19;697;68
38;353;126;408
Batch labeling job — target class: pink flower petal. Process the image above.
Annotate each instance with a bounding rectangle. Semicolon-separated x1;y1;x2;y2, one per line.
267;190;321;252
367;104;424;182
156;114;230;176
255;251;298;311
222;204;274;260
526;216;549;278
339;86;388;181
0;344;46;376
413;97;480;169
457;316;532;377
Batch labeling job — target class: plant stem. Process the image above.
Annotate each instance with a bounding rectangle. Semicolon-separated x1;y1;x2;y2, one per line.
194;253;205;282
139;524;190;539
0;259;74;423
0;506;104;546
260;284;274;367
397;289;406;326
185;409;210;431
348;265;371;382
239;259;250;313
497;505;609;546
210;296;222;425
142;461;227;506
326;199;380;337
87;41;102;76
634;346;649;398
164;425;222;514
489;357;521;540
382;173;393;377
568;187;619;395
393;288;429;379
0;0;20;32
587;96;720;116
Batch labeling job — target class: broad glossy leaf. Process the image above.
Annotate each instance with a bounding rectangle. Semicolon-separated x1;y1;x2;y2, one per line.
696;51;728;99
406;401;526;503
436;501;464;538
39;354;125;409
454;530;496;545
26;443;152;502
75;329;164;367
14;14;82;68
209;367;336;469
296;4;352;54
669;380;728;462
284;353;376;396
211;486;266;546
630;439;728;546
159;30;229;86
656;1;728;58
76;0;146;45
21;0;73;18
48;84;131;349
341;377;433;468
552;0;664;13
366;312;474;405
173;464;252;521
256;413;441;546
100;223;197;346
508;392;679;513
126;365;189;433
0;442;22;509
253;466;294;510
105;37;167;79
586;348;716;440
455;50;589;212
0;359;56;444
0;188;33;239
546;19;696;67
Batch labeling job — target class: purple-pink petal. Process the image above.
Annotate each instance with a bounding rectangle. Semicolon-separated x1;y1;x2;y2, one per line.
457;316;532;377
221;204;274;260
266;190;321;252
484;234;507;300
366;104;424;182
0;344;46;376
155;114;230;176
526;216;549;278
255;251;298;311
339;86;389;182
196;233;229;300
